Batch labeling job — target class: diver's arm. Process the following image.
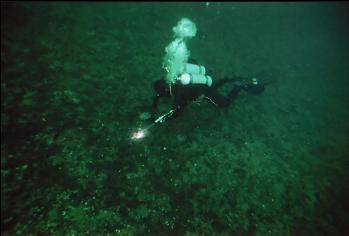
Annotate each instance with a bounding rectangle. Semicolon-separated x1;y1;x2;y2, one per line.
154;104;185;124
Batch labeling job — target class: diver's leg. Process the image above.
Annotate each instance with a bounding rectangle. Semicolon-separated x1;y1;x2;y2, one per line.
211;77;231;90
204;92;230;107
227;85;243;100
233;71;276;94
208;72;275;105
211;75;250;90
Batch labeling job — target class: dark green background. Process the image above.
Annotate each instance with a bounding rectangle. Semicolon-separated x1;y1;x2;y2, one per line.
1;2;349;235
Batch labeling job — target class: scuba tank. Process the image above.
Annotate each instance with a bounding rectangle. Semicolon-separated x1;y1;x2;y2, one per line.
183;63;206;75
178;72;213;87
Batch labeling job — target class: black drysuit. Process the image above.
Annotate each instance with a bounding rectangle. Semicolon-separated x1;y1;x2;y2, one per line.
151;76;264;123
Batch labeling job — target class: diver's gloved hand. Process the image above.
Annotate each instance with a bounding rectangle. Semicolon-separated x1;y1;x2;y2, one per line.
139;112;153;121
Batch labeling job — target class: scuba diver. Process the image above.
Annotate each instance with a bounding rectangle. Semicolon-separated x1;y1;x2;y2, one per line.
148;60;274;124
139;18;275;126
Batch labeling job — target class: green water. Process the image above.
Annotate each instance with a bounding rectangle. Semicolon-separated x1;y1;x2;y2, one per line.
1;2;349;235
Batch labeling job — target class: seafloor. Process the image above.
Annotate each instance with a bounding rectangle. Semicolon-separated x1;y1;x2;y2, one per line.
1;2;349;235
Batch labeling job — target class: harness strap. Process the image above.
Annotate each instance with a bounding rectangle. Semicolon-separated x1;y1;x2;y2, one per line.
169;84;173;97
